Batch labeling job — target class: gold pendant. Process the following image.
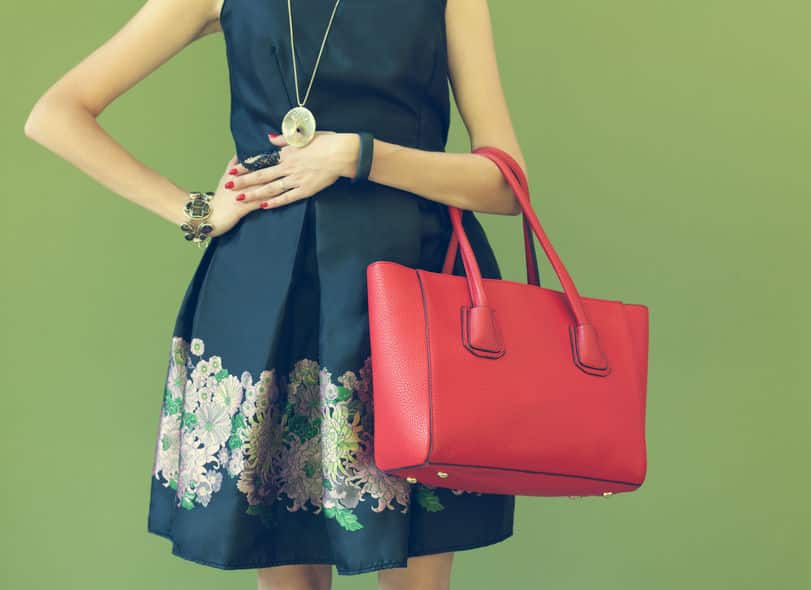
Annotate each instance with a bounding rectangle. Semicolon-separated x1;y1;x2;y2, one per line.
281;105;316;147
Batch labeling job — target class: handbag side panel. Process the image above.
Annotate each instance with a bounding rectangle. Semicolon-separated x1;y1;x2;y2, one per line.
366;261;432;471
622;302;650;486
624;303;650;396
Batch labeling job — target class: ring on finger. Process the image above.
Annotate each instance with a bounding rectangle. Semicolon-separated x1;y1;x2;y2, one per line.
279;177;293;193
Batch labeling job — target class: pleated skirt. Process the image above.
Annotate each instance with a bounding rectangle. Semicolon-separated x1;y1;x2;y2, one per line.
146;174;516;575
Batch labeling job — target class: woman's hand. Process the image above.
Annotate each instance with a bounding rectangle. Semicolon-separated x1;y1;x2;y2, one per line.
205;154;266;237
224;131;360;210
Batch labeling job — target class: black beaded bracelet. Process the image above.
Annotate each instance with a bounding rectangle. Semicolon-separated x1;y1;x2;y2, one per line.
180;191;215;248
351;131;374;183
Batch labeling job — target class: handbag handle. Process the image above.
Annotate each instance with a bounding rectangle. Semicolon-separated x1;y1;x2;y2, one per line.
441;172;540;286
442;146;610;376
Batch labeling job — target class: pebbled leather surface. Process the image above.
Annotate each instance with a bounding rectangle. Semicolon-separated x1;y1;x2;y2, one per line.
366;262;431;470
367;262;650;496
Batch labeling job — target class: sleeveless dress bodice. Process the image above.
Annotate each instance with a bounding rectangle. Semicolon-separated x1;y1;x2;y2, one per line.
222;0;451;158
147;0;516;576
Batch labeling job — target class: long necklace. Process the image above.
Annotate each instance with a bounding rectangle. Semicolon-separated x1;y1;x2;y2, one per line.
281;0;342;147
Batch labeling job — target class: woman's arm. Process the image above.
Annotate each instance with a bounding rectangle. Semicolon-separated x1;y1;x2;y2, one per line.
23;0;226;227
354;0;526;216
207;0;527;217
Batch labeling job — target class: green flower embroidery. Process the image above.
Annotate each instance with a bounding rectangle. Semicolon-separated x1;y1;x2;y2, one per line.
152;336;482;532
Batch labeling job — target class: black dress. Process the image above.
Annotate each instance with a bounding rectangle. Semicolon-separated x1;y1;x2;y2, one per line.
147;0;515;576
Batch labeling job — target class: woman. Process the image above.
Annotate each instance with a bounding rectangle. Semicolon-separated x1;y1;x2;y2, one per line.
24;0;528;587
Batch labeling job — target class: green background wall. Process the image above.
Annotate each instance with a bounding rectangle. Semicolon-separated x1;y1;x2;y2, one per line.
3;1;808;588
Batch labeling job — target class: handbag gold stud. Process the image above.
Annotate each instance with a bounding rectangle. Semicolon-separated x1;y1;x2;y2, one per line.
602;491;614;497
436;471;449;478
405;477;417;484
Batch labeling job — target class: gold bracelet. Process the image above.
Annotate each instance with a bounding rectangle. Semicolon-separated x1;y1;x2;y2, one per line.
179;191;215;248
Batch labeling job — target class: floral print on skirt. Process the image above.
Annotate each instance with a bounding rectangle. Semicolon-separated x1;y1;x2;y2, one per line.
153;335;479;530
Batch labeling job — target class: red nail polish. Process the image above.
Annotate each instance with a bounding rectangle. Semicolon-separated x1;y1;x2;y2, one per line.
228;168;238;175
236;193;245;201
260;202;269;208
268;132;280;139
224;180;234;189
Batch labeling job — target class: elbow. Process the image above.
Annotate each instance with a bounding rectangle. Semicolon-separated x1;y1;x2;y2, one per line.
500;187;523;216
23;111;36;139
24;99;48;141
23;118;41;142
499;163;528;215
24;93;65;142
484;187;522;216
485;195;521;216
508;197;522;216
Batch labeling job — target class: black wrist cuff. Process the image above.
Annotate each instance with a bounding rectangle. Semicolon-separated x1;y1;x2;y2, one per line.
351;131;374;183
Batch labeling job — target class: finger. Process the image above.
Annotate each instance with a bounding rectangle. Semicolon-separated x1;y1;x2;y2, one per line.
267;132;288;147
226;164;288;193
239;197;267;215
223;155;251;179
226;161;251;177
259;187;307;210
221;154;238;177
238;176;295;204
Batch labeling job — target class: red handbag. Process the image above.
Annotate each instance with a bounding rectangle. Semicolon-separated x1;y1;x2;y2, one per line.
366;145;650;498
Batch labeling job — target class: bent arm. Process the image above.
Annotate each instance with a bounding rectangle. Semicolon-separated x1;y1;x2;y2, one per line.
348;0;526;215
23;0;223;226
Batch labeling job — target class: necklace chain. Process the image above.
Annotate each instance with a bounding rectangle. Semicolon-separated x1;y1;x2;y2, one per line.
287;0;342;107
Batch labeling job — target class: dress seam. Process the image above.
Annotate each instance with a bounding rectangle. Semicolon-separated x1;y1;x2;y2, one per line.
416;8;442;149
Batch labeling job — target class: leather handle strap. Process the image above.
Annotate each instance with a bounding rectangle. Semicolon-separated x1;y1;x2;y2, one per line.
443;146;610;375
442;160;540;286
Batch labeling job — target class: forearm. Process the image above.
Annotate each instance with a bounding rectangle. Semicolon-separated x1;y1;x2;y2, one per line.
24;96;189;227
341;135;523;216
